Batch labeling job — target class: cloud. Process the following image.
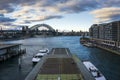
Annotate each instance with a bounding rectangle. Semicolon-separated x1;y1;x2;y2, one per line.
2;0;120;14
25;15;62;22
6;0;100;24
0;0;120;29
0;14;4;16
34;0;99;13
99;0;120;7
0;14;16;29
1;0;100;14
0;14;16;23
91;7;120;23
0;0;16;13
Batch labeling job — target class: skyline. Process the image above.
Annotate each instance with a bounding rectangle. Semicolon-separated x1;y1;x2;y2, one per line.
0;0;120;31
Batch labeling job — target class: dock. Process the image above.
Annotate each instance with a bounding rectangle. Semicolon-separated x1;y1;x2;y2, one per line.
0;44;25;61
25;48;95;80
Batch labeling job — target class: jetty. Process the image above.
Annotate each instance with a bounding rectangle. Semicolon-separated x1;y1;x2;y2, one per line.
25;48;95;80
0;44;26;61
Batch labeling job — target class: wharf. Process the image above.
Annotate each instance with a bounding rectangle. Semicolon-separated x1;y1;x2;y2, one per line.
25;48;95;80
0;44;20;49
0;44;25;61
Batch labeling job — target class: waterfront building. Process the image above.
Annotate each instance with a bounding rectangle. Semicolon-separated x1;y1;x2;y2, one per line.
106;21;119;41
89;26;93;37
89;24;99;39
98;24;105;39
89;21;120;54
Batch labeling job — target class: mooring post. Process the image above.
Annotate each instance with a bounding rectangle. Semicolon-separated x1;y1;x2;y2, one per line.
18;56;21;69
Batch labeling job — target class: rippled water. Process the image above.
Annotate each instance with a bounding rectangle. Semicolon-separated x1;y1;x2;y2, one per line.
0;36;120;80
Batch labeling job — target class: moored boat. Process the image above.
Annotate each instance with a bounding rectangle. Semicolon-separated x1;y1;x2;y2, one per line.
83;61;106;80
32;53;45;63
83;43;95;47
32;48;49;63
39;48;49;54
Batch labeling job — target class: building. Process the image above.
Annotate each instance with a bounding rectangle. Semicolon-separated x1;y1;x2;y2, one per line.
99;24;105;39
89;24;99;39
89;21;120;51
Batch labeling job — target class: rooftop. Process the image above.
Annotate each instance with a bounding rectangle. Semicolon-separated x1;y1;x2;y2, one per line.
0;44;21;50
36;48;83;80
25;48;95;80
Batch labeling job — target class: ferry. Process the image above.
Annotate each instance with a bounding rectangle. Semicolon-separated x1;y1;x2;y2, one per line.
32;48;49;63
83;61;106;80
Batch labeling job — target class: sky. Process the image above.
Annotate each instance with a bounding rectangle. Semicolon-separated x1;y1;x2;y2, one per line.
0;0;120;31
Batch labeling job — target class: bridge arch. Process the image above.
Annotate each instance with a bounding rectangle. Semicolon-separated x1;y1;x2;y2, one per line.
30;24;55;31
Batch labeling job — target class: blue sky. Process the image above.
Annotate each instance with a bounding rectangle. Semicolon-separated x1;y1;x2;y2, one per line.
0;0;120;31
31;12;94;31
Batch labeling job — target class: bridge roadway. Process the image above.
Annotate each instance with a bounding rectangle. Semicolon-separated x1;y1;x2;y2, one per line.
25;48;95;80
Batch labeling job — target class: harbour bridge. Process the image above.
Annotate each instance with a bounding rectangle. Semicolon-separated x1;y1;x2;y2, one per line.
28;24;57;36
0;24;58;39
30;24;55;31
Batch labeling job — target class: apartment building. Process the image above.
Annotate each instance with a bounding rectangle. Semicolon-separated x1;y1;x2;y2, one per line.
89;21;120;48
89;24;99;39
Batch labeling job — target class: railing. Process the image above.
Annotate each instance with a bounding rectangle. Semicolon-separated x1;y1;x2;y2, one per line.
25;56;47;80
72;54;95;80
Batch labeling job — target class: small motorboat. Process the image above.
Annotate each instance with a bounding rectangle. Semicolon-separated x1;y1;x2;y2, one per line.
83;61;106;80
32;53;46;63
39;48;49;54
32;48;49;63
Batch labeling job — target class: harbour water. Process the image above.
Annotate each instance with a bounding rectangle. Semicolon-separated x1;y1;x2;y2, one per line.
0;36;120;80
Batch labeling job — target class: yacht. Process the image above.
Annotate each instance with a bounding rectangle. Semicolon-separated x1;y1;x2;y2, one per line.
83;61;106;80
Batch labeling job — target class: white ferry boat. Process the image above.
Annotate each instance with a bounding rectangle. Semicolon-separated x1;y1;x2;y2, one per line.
83;61;106;80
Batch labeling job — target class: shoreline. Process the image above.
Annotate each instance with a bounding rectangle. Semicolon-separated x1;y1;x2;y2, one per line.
80;37;120;56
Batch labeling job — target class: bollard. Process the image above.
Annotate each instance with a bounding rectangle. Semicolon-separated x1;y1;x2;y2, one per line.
18;57;21;69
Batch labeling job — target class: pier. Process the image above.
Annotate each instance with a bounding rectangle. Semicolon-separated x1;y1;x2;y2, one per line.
0;44;26;61
25;48;95;80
